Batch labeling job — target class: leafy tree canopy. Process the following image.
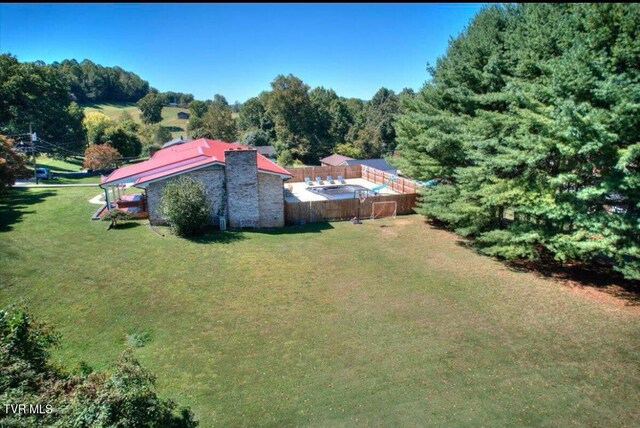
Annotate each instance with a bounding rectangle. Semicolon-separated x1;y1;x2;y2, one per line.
0;135;29;193
137;92;163;125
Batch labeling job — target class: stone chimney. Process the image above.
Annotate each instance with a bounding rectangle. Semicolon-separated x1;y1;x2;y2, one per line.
224;149;259;228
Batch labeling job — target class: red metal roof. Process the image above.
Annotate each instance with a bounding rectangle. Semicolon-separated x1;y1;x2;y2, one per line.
101;138;291;186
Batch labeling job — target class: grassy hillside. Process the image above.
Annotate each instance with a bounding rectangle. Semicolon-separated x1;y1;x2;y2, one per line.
82;102;190;139
1;187;638;426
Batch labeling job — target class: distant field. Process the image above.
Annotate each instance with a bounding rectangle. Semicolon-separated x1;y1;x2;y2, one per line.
82;102;190;139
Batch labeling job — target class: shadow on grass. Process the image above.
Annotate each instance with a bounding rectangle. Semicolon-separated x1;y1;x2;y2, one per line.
108;222;143;230
81;102;136;109
248;222;335;235
165;126;184;132
185;229;246;244
506;257;640;306
0;188;57;232
423;217;640;305
172;222;335;244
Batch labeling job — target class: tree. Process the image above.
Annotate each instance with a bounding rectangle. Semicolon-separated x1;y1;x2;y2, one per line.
117;110;139;134
0;54;86;156
83;144;121;170
159;176;212;237
187;115;205;139
197;103;237;142
83;111;113;144
266;74;317;163
140;124;172;156
159;91;194;106
100;125;142;158
54;58;149;103
333;142;364;159
188;100;208;118
212;94;229;108
137;92;163;124
276;149;293;167
328;98;353;146
0;135;29;194
354;87;399;157
309;87;339;159
238;97;266;132
394;3;640;280
241;129;270;147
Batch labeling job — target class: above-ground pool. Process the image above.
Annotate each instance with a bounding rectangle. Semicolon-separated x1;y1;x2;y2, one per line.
306;184;378;200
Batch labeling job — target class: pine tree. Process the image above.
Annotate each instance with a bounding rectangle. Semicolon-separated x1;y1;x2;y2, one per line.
394;4;640;280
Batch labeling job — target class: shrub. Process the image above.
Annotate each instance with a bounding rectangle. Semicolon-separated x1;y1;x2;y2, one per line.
276;149;293;167
101;209;132;228
83;143;121;170
159;176;211;237
125;331;152;348
0;305;198;427
0;135;29;193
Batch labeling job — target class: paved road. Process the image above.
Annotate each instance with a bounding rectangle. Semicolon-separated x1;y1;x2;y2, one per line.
12;182;99;188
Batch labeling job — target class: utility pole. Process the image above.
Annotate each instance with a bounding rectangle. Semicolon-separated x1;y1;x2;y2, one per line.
30;125;38;184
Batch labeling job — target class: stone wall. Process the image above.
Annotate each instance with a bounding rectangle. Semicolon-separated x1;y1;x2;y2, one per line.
258;173;285;227
145;150;286;229
225;149;260;228
146;165;225;225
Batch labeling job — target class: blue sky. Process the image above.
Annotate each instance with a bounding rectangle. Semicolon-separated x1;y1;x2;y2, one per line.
0;3;484;103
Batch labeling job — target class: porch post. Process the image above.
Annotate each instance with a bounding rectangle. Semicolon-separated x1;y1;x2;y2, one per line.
104;186;111;211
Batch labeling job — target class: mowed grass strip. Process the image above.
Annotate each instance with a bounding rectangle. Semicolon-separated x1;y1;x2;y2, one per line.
0;187;638;426
34;155;84;172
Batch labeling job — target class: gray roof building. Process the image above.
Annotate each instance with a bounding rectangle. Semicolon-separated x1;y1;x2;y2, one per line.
343;158;398;174
161;136;193;149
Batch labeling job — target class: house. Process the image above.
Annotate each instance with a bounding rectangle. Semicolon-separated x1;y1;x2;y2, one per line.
254;145;276;159
100;138;292;228
177;111;190;119
162;136;192;149
319;154;398;174
320;154;355;167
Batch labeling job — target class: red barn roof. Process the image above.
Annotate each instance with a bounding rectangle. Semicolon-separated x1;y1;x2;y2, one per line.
101;138;291;187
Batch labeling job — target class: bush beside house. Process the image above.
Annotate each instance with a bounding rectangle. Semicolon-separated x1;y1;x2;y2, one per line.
159;176;212;237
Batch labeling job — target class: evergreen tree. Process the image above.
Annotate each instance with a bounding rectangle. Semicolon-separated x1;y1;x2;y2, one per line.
394;4;640;280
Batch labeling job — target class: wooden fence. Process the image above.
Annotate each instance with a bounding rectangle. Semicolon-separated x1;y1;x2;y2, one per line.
286;165;422;194
361;166;421;194
286;165;363;183
284;193;418;225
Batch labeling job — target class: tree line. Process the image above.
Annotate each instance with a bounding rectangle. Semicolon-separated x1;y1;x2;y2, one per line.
393;3;639;280
52;59;149;104
1;52;411;169
185;75;413;165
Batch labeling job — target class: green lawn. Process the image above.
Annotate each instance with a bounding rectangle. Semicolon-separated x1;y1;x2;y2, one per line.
1;187;638;426
82;102;190;139
27;155;100;184
35;154;85;172
37;176;101;185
